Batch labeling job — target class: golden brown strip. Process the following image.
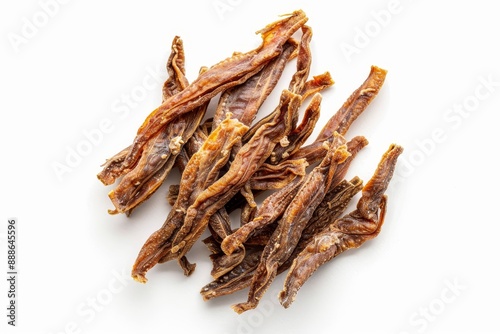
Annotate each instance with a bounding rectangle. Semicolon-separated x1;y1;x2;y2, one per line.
119;11;308;179
290;65;387;164
232;134;350;313
279;144;403;308
168;90;298;261
131;118;248;283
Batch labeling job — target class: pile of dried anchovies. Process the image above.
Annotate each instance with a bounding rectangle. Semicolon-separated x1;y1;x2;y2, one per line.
97;9;403;313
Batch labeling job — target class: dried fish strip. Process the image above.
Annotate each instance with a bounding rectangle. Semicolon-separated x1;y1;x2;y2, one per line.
97;37;189;186
228;135;366;250
289;65;387;164
115;11;308;180
201;177;364;300
221;175;304;255
287;25;313;97
201;246;263;301
166;44;299;274
241;25;316;145
131;118;248;283
212;40;298;129
162;36;189;102
278;176;364;272
269;92;321;164
169;90;299;261
101;38;207;215
94;6;403;314
108;104;207;214
248;158;308;190
232;135;350;313
279;144;403;308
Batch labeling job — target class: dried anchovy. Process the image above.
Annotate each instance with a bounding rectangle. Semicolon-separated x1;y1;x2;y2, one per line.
110;11;308;182
289;65;387;164
232;135;350;313
279;144;403;308
131;118;248;282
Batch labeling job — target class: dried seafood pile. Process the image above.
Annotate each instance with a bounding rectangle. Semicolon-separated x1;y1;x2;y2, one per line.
97;9;403;312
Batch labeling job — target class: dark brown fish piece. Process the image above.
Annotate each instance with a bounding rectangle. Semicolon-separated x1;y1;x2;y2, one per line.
200;246;263;301
201;177;364;300
232;135;350;313
278;176;364;272
100;38;209;215
131;118;248;283
169;89;299;262
221;175;304;255
116;11;308;180
162;36;189;102
107;103;207;214
279;144;403;308
223;134;367;250
290;65;387;164
248;158;308;191
269;92;321;164
212;40;298;129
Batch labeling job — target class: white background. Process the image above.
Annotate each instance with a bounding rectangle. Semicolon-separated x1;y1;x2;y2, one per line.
1;1;499;333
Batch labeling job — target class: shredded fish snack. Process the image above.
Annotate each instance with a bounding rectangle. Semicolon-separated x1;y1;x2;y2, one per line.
97;9;403;313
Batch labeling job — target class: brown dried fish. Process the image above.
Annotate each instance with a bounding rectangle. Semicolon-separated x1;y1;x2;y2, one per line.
169;90;298;261
131;118;248;282
290;65;387;164
248;158;308;191
212;40;298;129
200;177;364;300
201;246;263;301
100;38;208;215
111;11;308;182
279;144;403;308
221;175;304;256
269;93;321;164
278;176;364;272
232;134;350;313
